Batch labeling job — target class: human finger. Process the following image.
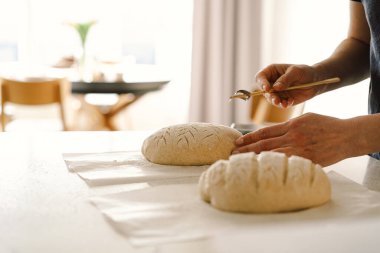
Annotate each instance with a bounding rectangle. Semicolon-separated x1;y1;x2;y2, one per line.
272;65;309;91
235;122;289;147
255;64;290;91
255;71;272;92
232;136;287;154
267;93;286;108
277;91;293;108
280;99;289;108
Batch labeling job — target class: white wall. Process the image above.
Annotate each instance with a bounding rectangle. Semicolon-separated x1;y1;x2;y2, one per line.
123;0;193;130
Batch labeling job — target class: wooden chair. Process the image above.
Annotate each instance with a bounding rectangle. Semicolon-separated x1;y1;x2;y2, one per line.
250;96;304;125
0;77;70;131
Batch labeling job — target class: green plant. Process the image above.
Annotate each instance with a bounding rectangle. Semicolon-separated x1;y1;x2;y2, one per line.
66;20;97;80
68;20;97;47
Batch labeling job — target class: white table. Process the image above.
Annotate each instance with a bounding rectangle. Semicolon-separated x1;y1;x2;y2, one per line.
0;131;379;253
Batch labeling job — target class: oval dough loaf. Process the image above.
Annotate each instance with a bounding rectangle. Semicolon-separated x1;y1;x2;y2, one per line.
141;122;242;166
199;151;331;213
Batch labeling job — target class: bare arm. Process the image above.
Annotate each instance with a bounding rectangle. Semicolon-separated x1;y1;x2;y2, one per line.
233;112;380;166
348;114;380;157
313;1;370;93
257;1;370;108
233;2;380;166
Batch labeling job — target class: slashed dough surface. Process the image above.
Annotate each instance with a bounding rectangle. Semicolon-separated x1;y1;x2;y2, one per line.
141;122;242;166
199;151;331;213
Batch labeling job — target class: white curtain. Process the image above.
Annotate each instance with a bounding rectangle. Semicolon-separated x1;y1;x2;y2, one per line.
189;0;262;126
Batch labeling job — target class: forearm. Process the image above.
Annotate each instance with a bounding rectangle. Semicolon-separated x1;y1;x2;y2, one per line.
312;2;370;94
312;37;370;94
345;114;380;157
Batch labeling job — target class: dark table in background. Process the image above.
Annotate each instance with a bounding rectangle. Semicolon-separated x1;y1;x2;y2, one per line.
71;80;169;130
71;80;169;94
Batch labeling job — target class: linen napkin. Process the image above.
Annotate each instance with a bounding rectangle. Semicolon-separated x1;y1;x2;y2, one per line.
63;151;208;186
89;171;380;247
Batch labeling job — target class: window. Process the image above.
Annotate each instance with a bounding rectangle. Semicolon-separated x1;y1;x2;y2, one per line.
0;0;193;129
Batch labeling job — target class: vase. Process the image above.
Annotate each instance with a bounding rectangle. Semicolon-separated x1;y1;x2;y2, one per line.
77;47;93;82
68;20;97;81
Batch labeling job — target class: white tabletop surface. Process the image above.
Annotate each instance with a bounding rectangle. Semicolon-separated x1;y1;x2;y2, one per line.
1;131;380;253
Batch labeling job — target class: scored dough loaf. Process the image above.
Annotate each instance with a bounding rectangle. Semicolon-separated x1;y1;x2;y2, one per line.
141;122;242;166
199;151;331;213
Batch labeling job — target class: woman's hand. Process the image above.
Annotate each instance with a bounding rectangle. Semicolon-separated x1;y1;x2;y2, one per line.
256;64;323;108
233;113;355;166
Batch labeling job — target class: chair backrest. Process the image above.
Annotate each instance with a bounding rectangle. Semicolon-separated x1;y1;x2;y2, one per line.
0;77;70;131
250;96;304;124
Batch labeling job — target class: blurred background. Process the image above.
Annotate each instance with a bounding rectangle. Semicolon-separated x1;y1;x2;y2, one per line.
0;0;368;132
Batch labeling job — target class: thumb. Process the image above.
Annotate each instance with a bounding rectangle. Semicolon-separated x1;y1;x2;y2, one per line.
272;65;304;91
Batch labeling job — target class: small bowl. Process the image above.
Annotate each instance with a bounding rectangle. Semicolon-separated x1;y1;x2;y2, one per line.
230;123;261;135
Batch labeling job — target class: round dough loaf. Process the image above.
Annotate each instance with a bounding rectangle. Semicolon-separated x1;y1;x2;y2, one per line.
199;151;331;213
141;122;242;166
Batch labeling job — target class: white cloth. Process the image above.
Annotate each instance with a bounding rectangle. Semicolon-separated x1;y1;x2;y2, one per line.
63;151;208;186
89;172;380;247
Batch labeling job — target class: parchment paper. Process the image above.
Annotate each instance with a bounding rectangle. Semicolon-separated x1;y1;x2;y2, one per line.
63;151;208;186
90;171;380;247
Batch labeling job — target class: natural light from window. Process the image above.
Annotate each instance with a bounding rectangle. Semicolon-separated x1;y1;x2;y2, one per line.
0;0;193;130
